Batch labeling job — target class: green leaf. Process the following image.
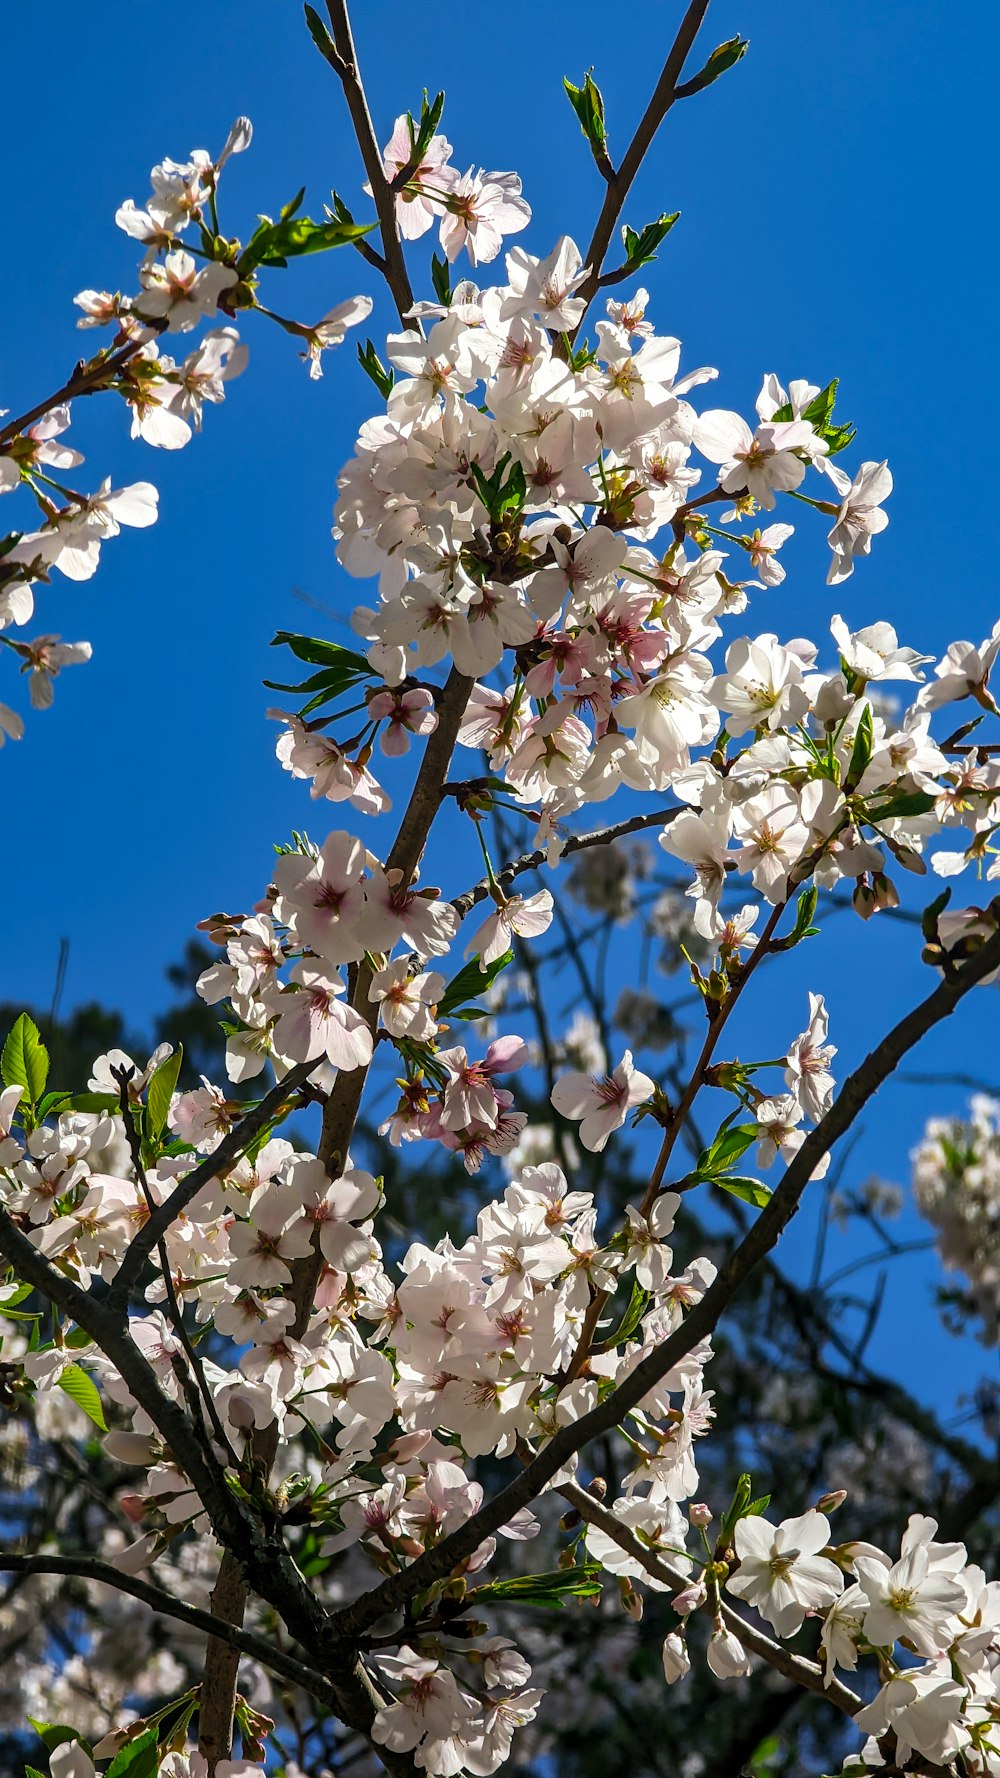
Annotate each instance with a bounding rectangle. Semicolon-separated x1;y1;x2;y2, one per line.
357;338;394;398
439;948;514;1015
104;1727;162;1778
744;1493;772;1516
0;1282;33;1310
28;1720;93;1757
57;1091;121;1115
621;211;680;271
865;789;936;823
921;886;952;945
270;631;372;672
684;34;749;90
473;1565;603;1609
715;1175;772;1209
146;1046;182;1144
402;90;446;172
430;252;452;307
601;1279;650;1349
26;1765;48;1778
1;1013;49;1107
57;1364;108;1432
844;702;874;790
696;1123;757;1178
564;71;609;163
782;884;819;949
238;210;375;274
303;2;336;59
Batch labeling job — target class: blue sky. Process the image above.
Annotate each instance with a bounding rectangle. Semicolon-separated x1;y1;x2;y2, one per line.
2;1;999;1411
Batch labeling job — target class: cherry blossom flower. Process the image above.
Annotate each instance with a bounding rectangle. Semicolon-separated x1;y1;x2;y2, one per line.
727;1509;843;1636
550;1050;655;1152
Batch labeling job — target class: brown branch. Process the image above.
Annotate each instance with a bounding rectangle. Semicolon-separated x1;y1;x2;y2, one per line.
307;1;415;322
108;1061;315;1315
197;664;475;1770
0;337;148;448
557;1480;863;1719
0;1204;408;1776
324;924;1000;1641
450;803;680;921
572;0;713;324
0;1551;343;1708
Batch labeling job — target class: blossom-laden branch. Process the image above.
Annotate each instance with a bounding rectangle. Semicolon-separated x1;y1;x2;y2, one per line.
324;923;1000;1642
557;1481;865;1718
450;803;681;920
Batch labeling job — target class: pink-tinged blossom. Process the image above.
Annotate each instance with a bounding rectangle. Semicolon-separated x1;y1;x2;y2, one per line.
274;962;374;1073
784;992;837;1122
369;960;445;1040
466;888;554;968
301;295;373;380
550;1050;654;1152
135;250;237;331
379;116;457;240
438;169;530;266
695;409;816;509
368;685;438;755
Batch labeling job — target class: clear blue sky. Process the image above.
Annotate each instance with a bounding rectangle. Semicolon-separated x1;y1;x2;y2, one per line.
2;2;999;1411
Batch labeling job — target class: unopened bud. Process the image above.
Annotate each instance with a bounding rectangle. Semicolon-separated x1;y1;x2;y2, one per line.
872;872;899;911
852;879;878;921
672;1579;707;1616
688;1502;713;1529
662;1631;691;1684
887;841;926;876
815;1489;848;1515
619;1577;643;1621
587;1476;608;1501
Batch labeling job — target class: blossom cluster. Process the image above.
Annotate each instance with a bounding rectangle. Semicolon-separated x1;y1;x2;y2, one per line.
913;1094;1000;1342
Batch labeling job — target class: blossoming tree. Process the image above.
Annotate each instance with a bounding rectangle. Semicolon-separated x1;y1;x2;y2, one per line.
2;4;1000;1776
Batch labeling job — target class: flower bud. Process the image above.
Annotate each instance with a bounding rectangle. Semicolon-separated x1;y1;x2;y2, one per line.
672;1579;707;1616
852;879;877;920
872;872;899;911
706;1624;753;1680
619;1577;643;1621
815;1489;848;1515
688;1502;713;1529
662;1631;690;1684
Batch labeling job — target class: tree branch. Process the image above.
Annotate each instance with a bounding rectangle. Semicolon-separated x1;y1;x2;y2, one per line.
308;1;415;322
0;1551;342;1708
324;926;1000;1640
450;803;680;921
108;1061;314;1314
557;1481;863;1719
572;0;713;322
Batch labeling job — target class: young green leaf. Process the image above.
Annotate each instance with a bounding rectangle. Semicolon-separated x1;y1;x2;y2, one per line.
104;1728;162;1778
715;1176;773;1209
56;1364;108;1432
472;1566;603;1609
1;1012;49;1107
146;1045;183;1144
438;948;515;1016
